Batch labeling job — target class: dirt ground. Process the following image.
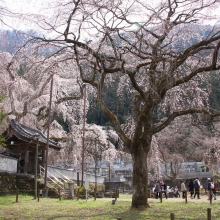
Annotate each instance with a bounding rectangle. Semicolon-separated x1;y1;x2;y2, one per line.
115;193;219;204
148;194;219;203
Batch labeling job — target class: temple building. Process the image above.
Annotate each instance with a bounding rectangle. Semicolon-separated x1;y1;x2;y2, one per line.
1;119;62;174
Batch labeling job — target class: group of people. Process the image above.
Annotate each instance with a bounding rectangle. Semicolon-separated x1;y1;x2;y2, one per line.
153;178;217;200
154;181;180;199
154;180;168;199
186;177;217;200
181;178;201;199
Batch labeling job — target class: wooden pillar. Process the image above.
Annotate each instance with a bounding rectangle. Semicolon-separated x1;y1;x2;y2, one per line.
35;137;39;199
42;149;45;168
24;147;29;174
77;172;80;186
34;147;38;174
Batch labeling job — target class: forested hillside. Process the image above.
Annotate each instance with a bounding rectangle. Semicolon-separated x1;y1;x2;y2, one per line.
0;30;34;54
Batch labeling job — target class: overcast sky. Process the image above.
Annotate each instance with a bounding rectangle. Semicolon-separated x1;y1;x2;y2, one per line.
1;0;46;30
2;0;220;32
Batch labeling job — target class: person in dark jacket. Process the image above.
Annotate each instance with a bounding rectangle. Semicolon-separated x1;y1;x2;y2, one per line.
194;177;201;199
160;181;168;199
207;178;212;200
154;181;161;199
188;179;194;199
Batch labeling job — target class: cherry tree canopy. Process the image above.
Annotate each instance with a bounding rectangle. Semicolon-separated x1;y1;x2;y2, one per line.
0;50;124;167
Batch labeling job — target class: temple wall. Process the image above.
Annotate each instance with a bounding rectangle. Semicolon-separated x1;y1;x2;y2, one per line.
0;154;18;173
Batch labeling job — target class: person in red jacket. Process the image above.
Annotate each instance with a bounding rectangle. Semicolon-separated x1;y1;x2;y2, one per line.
212;179;217;200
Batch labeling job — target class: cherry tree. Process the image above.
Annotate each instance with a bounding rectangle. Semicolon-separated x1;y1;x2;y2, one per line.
81;124;119;197
53;123;119;168
155;115;214;179
0;51;83;126
0;50;123;169
203;123;220;168
5;0;220;208
0;51;88;163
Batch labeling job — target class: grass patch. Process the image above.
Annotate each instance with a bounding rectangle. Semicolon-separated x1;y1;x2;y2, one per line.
0;194;219;219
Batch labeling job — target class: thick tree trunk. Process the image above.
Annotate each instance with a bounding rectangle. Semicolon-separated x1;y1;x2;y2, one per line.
131;143;149;208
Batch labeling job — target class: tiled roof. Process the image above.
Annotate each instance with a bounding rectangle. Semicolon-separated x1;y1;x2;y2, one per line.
5;119;61;150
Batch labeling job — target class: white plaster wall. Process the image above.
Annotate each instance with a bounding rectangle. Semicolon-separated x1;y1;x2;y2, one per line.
0;154;17;172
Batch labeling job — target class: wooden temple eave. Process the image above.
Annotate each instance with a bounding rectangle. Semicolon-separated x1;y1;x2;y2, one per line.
0;119;63;175
5;137;47;151
7;129;37;144
4;119;61;151
6;143;46;151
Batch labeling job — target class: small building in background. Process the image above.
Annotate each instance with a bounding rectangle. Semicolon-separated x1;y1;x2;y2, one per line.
0;119;62;174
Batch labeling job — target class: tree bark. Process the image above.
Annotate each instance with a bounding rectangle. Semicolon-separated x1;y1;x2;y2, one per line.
131;143;150;208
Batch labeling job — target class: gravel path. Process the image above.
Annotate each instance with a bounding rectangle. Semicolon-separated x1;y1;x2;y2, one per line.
148;195;219;203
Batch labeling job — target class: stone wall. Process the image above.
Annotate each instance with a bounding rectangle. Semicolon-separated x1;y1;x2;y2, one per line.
0;172;44;195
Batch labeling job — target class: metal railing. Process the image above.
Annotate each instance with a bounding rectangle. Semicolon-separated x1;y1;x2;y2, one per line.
39;166;64;189
53;168;73;183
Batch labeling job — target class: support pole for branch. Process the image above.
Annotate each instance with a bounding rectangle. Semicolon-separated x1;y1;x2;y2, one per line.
81;84;86;186
109;163;111;190
44;75;53;188
34;136;39;199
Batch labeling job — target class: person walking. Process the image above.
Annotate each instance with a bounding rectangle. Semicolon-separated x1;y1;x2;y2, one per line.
154;181;161;199
212;179;217;200
181;180;187;199
188;179;194;199
194;177;201;199
160;181;168;199
207;178;212;200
